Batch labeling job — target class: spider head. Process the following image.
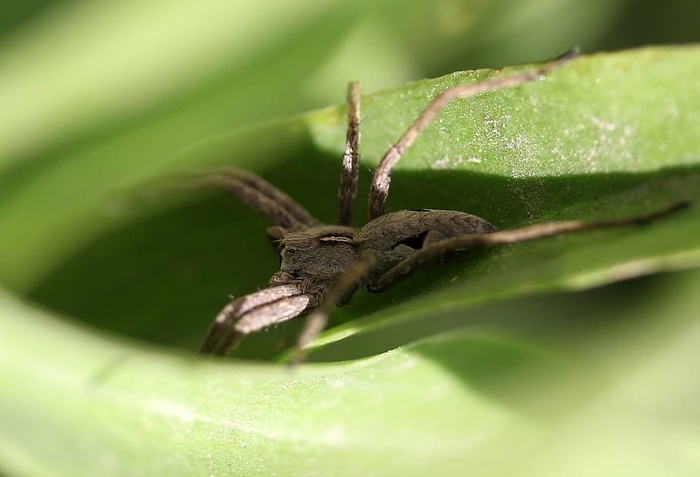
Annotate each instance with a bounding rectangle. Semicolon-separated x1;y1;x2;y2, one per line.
277;226;360;281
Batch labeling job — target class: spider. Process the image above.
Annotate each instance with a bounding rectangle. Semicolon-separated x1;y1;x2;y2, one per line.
196;51;686;360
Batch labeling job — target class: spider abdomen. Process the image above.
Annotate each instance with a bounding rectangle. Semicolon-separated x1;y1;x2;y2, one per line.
360;209;496;253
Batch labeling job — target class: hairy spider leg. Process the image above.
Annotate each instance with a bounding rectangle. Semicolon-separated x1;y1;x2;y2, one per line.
194;167;321;230
368;50;579;221
337;81;362;227
371;201;690;291
199;284;321;355
290;251;377;364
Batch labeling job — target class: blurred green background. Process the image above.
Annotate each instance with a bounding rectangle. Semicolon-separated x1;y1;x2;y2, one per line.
1;1;700;476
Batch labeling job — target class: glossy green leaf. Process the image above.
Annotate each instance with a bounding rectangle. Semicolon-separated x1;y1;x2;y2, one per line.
3;270;700;476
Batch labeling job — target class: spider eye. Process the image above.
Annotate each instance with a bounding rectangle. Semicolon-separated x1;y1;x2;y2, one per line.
278;243;297;255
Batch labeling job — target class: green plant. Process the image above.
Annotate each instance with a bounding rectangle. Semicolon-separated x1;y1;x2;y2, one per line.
1;2;700;476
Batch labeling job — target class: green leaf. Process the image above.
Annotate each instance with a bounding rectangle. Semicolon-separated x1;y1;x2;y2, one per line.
8;46;700;359
3;272;700;476
1;4;700;474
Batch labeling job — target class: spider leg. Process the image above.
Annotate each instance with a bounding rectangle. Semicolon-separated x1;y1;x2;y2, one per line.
290;251;377;364
191;167;321;230
338;81;362;227
368;50;578;221
370;201;689;292
199;283;322;356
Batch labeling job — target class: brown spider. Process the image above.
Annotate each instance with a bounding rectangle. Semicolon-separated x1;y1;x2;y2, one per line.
196;51;686;360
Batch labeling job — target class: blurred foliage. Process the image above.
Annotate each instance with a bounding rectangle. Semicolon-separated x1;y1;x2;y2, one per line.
0;1;699;476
